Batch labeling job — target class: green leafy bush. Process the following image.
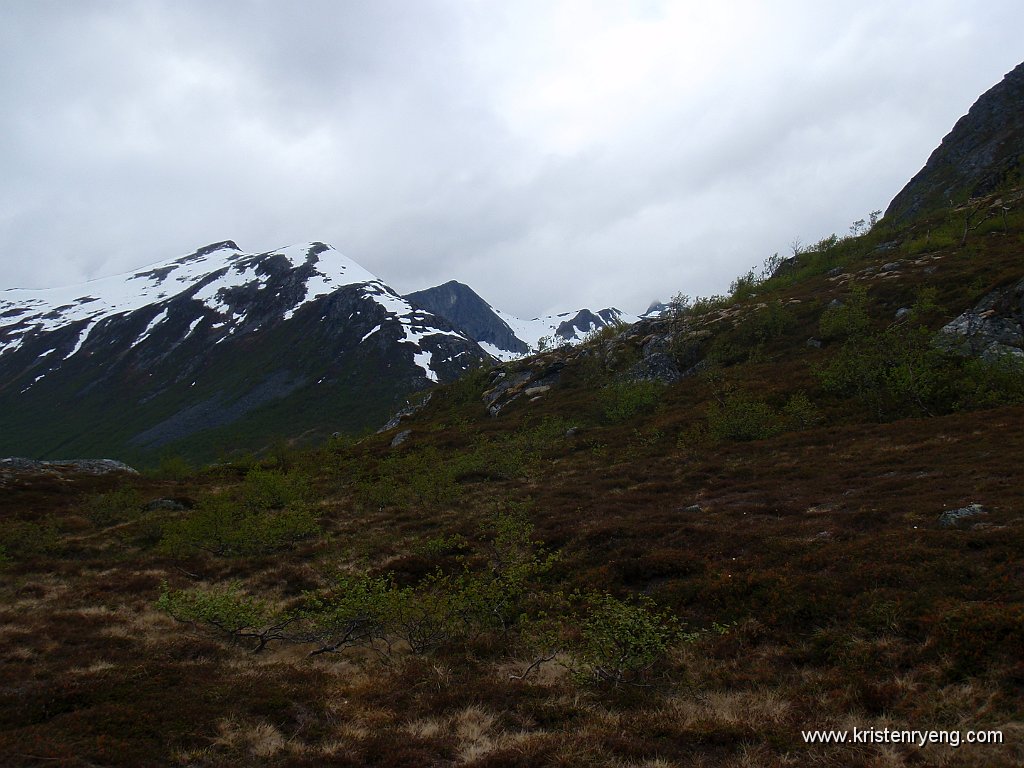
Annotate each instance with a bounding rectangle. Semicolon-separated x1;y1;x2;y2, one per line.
148;454;194;480
83;486;144;527
705;390;782;442
443;365;490;406
714;300;796;362
160;468;318;556
0;519;59;559
357;446;462;509
571;592;681;686
819;285;872;341
781;391;822;430
704;387;821;442
958;352;1024;408
459;506;558;632
600;380;664;423
729;269;759;302
817;323;955;420
297;573;394;655
157;581;293;652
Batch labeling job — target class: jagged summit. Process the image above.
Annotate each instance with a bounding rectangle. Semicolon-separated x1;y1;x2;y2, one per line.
886;60;1024;223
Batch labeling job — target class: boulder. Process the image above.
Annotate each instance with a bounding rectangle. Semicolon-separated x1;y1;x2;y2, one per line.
390;429;412;448
378;393;433;433
936;277;1024;357
938;503;987;528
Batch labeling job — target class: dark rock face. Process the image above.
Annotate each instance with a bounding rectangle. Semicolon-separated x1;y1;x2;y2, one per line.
405;281;528;356
886;61;1024;224
554;310;608;341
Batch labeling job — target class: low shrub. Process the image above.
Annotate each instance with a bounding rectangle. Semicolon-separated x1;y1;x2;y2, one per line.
0;519;60;559
160;468;318;556
148;454;194;480
83;486;144;528
600;380;664;423
569;591;682;686
705;389;782;442
736;300;795;347
357;446;462;509
817;322;955;420
157;581;293;652
819;285;872;341
515;588;688;688
958;352;1024;408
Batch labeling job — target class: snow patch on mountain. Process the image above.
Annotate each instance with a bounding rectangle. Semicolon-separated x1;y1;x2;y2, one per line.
489;306;638;359
0;242;397;358
0;240;490;386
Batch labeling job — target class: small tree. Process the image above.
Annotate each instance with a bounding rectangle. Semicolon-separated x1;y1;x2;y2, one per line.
572;592;681;686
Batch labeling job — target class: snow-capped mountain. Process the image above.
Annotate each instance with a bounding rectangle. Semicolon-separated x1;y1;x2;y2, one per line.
0;241;488;461
404;281;637;362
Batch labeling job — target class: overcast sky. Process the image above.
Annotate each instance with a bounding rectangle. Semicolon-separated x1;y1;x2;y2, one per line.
1;1;1020;317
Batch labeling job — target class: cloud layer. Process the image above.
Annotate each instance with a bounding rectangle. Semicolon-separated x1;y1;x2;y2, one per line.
1;0;1021;316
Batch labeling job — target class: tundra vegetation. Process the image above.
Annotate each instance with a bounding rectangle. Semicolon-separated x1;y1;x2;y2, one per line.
2;192;1024;766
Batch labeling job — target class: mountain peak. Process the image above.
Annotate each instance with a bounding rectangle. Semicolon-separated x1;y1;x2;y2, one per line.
885;60;1024;223
0;240;489;459
193;240;241;257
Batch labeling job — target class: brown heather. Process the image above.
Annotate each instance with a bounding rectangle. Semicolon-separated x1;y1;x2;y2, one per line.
2;192;1024;766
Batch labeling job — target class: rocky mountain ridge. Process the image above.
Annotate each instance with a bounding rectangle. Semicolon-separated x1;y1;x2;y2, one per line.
886;61;1024;223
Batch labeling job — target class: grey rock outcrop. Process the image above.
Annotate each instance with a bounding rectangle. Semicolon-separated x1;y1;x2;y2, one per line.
390;429;413;448
379;393;433;433
0;457;138;481
483;361;565;416
938;503;988;528
937;277;1024;359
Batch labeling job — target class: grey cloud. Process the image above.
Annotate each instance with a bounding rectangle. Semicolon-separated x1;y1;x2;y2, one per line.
0;1;1021;319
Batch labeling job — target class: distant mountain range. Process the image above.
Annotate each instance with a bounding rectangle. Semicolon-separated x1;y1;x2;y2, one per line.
0;241;634;461
405;280;636;361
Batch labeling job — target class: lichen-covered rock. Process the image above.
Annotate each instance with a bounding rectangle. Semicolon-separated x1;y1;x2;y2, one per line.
938;503;988;528
0;457;138;482
626;352;681;384
378;393;433;433
936;277;1024;358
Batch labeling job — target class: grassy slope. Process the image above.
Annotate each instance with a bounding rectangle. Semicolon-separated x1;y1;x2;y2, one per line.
1;197;1023;767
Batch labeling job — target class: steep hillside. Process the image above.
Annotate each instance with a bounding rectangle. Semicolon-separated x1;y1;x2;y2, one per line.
886;61;1024;223
0;242;489;463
